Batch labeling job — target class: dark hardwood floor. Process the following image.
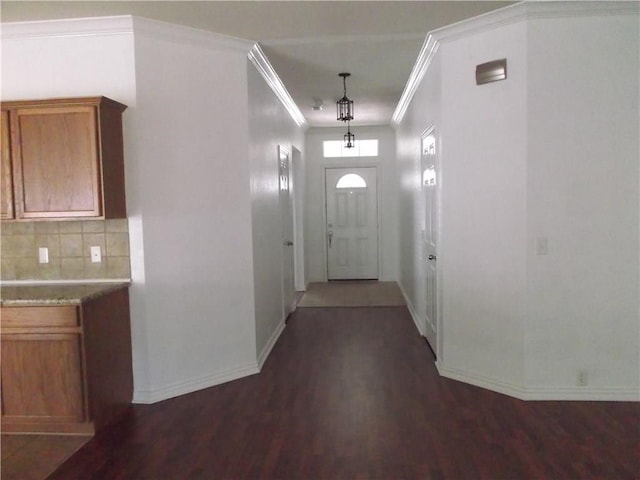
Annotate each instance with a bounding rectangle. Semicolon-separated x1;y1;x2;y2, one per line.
49;307;639;479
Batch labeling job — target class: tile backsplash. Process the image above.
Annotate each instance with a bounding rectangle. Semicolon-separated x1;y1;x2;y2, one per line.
1;219;131;281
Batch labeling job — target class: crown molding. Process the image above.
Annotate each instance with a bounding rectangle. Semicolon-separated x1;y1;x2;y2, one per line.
131;16;253;53
0;15;134;40
522;0;639;20
392;1;639;126
429;1;638;45
391;34;439;127
0;15;254;54
248;43;308;129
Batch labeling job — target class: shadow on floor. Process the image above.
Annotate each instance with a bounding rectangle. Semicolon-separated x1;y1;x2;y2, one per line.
1;434;90;480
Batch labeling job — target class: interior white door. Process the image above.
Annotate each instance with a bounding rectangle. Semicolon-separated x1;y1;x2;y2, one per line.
325;167;378;280
279;146;295;316
421;128;438;354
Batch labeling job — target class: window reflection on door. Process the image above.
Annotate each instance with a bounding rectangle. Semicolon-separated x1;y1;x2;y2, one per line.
279;146;295;316
421;127;438;356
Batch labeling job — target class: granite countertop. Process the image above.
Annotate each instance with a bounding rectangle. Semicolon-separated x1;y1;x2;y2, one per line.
0;283;130;306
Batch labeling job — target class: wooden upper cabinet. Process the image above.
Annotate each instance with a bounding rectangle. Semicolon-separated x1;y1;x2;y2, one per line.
1;110;14;219
3;97;127;220
13;105;100;218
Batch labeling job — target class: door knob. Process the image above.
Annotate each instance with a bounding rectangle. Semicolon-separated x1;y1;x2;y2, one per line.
428;254;437;261
328;230;333;248
284;241;294;246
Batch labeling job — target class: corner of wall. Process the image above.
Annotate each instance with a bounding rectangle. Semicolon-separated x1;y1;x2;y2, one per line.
257;320;287;370
133;362;260;404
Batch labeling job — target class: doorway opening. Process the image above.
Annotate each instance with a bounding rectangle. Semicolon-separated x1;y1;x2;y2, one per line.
324;167;378;280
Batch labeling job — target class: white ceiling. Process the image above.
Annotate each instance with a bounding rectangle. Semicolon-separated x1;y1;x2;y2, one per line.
1;1;513;127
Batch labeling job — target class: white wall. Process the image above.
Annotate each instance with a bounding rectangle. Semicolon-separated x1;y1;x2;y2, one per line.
1;17;262;404
305;125;398;282
525;13;639;396
0;18;136;104
246;60;305;366
130;19;258;403
292;146;307;291
438;21;528;392
395;3;639;400
396;50;442;339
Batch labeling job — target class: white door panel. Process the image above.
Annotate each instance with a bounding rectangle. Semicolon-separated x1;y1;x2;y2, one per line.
421;128;438;355
279;146;295;316
325;167;378;280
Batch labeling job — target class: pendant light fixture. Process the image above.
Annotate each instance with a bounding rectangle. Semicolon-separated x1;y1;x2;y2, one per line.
336;72;354;122
344;121;355;149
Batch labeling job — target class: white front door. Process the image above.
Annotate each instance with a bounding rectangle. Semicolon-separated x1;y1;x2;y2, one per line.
421;127;438;354
325;167;378;280
279;146;295;316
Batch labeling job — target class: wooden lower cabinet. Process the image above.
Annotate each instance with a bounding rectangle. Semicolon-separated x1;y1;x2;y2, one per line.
0;288;132;435
2;333;85;424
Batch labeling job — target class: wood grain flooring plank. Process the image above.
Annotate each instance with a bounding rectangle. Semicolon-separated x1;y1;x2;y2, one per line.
47;306;639;480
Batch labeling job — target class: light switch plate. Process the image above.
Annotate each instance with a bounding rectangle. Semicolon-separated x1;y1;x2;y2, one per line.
38;247;49;264
90;246;102;263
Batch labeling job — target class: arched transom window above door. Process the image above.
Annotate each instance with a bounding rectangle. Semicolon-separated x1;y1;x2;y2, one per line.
336;173;367;189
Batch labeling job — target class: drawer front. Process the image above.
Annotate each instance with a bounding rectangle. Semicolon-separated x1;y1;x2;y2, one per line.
1;306;78;328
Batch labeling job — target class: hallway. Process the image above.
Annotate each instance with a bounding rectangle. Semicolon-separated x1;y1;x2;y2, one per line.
297;281;405;307
48;306;638;479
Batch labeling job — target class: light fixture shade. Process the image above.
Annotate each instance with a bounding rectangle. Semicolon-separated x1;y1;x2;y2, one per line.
344;126;355;149
337;72;354;122
337;96;354;122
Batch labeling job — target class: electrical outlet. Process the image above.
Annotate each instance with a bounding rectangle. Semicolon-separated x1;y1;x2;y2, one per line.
38;247;49;264
577;370;588;387
90;246;102;263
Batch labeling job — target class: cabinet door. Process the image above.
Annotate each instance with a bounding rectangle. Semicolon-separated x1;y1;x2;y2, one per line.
1;110;14;219
11;106;102;219
1;333;85;423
